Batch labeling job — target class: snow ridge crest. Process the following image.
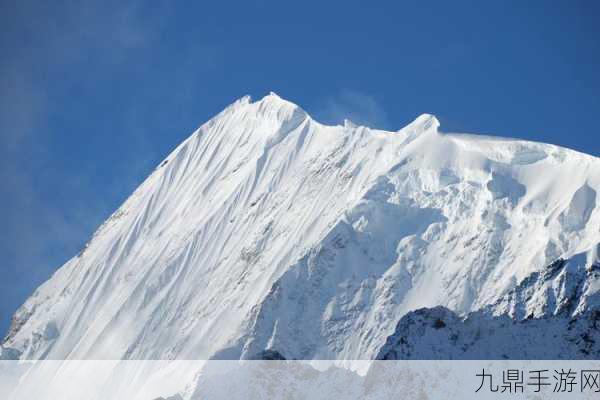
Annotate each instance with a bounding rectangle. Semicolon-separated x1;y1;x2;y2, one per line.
2;93;600;362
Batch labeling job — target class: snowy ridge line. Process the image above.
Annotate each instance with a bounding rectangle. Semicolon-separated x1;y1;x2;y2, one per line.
2;93;600;363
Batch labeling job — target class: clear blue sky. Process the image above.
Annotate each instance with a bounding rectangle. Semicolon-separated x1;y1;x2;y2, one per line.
1;1;599;335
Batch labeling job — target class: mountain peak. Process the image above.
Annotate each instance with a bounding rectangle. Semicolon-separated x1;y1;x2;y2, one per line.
410;113;440;132
230;94;442;135
3;92;600;363
248;92;309;125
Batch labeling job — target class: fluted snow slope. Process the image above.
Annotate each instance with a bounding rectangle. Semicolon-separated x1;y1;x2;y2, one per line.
3;93;600;360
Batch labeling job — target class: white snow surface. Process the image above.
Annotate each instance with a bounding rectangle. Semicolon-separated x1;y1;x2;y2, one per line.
377;246;600;360
3;93;600;361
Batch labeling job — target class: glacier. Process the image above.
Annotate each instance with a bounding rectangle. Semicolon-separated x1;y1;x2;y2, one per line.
2;92;600;362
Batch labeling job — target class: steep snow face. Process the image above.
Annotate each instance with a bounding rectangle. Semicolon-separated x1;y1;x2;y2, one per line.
489;244;600;319
377;246;600;359
3;93;600;361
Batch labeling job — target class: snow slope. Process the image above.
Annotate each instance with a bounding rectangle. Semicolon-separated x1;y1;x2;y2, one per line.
377;245;600;359
2;93;600;361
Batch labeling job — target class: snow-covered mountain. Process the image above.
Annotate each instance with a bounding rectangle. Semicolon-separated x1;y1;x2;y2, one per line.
377;246;600;359
2;93;600;361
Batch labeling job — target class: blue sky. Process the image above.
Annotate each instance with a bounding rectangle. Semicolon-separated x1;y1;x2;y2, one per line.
1;0;599;335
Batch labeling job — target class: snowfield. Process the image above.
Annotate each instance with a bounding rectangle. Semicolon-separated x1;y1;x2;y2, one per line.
2;93;600;362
